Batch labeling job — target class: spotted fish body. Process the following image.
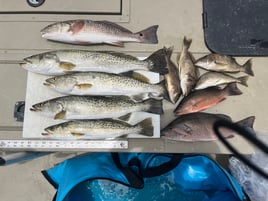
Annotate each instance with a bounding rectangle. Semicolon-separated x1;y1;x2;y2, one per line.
41;20;158;46
42;118;154;139
44;72;168;100
30;95;163;120
21;49;167;75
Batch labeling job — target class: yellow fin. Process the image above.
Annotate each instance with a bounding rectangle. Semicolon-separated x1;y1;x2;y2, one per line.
117;134;129;139
59;62;76;71
121;71;151;83
71;132;85;137
132;72;150;83
76;83;92;90
54;110;66;120
117;113;132;122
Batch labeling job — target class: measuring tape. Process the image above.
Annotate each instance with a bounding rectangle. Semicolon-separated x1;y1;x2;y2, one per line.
0;139;128;150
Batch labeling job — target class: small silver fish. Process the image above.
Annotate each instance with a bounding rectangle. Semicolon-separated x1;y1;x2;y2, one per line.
30;95;163;120
44;72;169;101
164;46;181;104
161;112;255;141
20;49;168;75
42;118;154;139
41;19;158;46
195;71;248;90
177;37;198;96
195;54;254;76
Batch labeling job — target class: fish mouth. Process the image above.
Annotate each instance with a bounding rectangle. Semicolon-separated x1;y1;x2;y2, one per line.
42;128;53;136
30;105;42;112
43;79;54;87
20;58;32;65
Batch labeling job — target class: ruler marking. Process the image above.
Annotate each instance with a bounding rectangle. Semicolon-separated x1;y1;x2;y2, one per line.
0;140;128;149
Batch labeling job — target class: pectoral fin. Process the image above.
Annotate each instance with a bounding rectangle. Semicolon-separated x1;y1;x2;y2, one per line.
59;62;76;71
54;110;66;120
118;113;132;122
130;93;149;102
108;41;125;47
71;132;85;137
214;61;227;66
120;71;151;83
76;83;93;90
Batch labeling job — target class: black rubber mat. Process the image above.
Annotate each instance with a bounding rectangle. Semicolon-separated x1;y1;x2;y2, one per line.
203;0;268;56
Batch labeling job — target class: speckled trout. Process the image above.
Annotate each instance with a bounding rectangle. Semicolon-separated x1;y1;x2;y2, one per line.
42;118;154;138
21;49;167;75
44;72;169;100
30;95;163;120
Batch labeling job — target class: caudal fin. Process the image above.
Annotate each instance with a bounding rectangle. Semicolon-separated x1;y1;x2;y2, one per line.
238;76;249;87
236;116;255;129
183;36;192;50
146;48;168;75
225;83;242;96
138;118;154;137
243;59;254;76
135;25;158;44
144;98;163;114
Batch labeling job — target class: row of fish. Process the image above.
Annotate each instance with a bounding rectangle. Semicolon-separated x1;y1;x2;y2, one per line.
23;20;168;138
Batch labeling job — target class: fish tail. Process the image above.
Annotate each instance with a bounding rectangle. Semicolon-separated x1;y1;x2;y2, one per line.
236;116;255;129
135;25;158;44
144;98;163;114
183;36;192;50
165;46;174;60
138;118;154;136
145;48;168;75
225;83;242;96
238;76;249;87
243;59;254;76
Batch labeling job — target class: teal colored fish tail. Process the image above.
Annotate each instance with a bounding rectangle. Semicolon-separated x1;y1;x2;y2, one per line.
138;118;154;137
243;59;254;76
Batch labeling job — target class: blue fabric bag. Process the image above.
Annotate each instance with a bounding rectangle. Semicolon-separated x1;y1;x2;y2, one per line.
42;153;249;201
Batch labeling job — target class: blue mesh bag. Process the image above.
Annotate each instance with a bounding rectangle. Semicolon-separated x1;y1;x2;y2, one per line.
42;153;249;201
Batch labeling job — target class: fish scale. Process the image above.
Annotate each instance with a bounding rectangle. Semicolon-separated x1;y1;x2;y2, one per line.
30;95;163;120
21;49;168;75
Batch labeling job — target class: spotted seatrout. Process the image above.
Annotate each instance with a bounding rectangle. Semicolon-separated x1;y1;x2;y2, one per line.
42;118;154;139
44;72;169;100
21;49;167;75
30;95;163;120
